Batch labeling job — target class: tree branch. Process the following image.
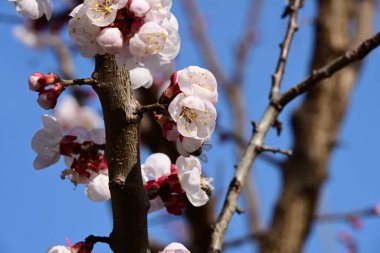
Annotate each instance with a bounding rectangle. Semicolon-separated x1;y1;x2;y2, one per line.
279;31;380;107
85;235;111;245
62;78;97;87
137;103;168;114
270;0;302;100
209;19;380;253
92;54;149;253
256;145;293;157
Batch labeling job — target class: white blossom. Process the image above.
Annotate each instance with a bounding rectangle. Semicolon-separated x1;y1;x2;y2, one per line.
66;127;105;144
32;115;63;169
54;95;102;130
145;0;172;23
177;66;218;104
141;153;171;183
176;137;203;157
84;0;127;27
68;4;104;57
141;153;172;212
161;242;190;253
129;67;154;89
45;245;71;253
175;156;209;207
10;0;53;20
85;172;111;202
168;94;217;139
129;22;168;57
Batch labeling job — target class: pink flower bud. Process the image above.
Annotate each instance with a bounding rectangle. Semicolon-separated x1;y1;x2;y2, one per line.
28;72;44;91
159;72;180;104
44;72;61;85
37;83;65;110
28;72;61;91
71;241;93;253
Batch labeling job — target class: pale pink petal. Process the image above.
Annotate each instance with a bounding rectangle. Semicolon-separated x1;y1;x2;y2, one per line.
85;174;111;202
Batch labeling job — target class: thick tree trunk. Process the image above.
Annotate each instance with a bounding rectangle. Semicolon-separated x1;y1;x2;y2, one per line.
259;1;376;253
93;54;150;253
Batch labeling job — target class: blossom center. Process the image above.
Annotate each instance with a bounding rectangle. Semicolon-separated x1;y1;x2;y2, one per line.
180;107;198;123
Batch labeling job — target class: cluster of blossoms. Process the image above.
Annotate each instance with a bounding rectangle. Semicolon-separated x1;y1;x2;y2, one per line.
32;115;110;202
142;153;213;215
68;0;179;88
156;66;218;157
29;72;66;110
16;0;219;251
46;241;189;253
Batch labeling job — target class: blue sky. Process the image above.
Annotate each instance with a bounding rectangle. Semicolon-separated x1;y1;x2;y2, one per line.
1;1;380;253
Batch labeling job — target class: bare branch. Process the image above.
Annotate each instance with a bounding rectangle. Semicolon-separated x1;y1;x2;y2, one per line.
137;103;168;114
270;0;302;100
223;205;379;249
279;31;380;107
256;145;293;157
209;27;380;253
317;207;379;222
85;235;110;245
61;78;97;87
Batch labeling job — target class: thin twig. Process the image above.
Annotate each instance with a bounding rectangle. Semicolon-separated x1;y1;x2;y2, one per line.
85;235;110;245
316;207;378;222
270;0;302;100
138;103;168;114
209;30;380;253
279;31;380;107
256;145;293;157
61;78;97;87
223;206;380;249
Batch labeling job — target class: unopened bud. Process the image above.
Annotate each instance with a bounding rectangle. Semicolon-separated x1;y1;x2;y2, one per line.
44;73;61;85
37;83;65;110
28;72;45;91
159;72;180;104
72;241;93;253
28;72;61;92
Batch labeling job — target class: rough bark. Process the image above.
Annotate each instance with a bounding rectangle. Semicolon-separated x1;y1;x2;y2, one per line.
92;54;150;253
260;1;376;253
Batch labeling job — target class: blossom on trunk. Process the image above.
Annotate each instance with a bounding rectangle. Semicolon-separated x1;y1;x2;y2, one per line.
32;115;63;169
177;66;218;104
85;172;111;202
175;156;211;207
168;94;217;139
84;0;127;27
161;242;190;253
